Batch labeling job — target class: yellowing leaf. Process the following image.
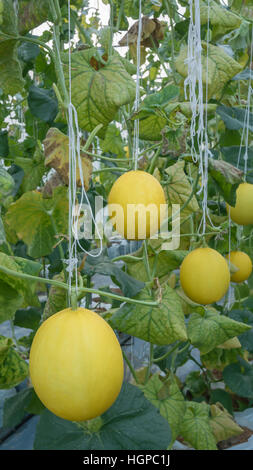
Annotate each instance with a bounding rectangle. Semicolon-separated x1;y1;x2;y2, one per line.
43;128;92;190
217;337;241;349
110;285;187;346
176;42;242;100
180;401;217;450
187;308;251;354
210;403;243;443
0;335;29;389
138;374;186;443
165;160;199;219
60;49;136;136
200;0;241;36
119;17;166;48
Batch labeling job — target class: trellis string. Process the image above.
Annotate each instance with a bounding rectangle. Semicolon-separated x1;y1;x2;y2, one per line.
185;0;213;236
132;0;142;171
65;0;103;300
237;24;253;176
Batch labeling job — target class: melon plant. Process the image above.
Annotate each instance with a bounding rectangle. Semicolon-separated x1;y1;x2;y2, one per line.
0;0;253;452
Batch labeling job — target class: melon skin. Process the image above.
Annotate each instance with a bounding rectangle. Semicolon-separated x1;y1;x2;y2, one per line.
29;307;124;421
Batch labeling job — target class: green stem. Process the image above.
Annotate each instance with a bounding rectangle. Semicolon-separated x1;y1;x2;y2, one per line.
2;33;54;61
82;144;159;162
149;36;173;82
148;145;161;174
153;341;180;363
143;240;152;282
85;275;92;309
93;167;128;174
115;0;124;31
10;320;18;349
83;124;103;151
48;1;69;106
53;0;62;23
74;14;94;47
50;215;68;282
122;351;139;383
0;265;159;308
111;255;144;262
164;0;176;81
88;153;130;163
145;343;154;384
70;288;78;310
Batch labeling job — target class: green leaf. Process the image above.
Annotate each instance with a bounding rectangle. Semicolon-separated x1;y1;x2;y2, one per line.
220;146;253;184
140;85;180;109
0;166;15;203
217;105;253;132
17;36;40;63
0;0;25;95
187;308;251;354
3;388;30;428
209;389;234;415
84;254;145;298
15;146;47;193
208;158;244;206
100;124;126;157
228;309;253;353
201;347;243;371
0;280;23;323
124;247;187;282
60;49;136;136
139;374;186;443
177;102;217;118
28;85;58;123
34;383;172;450
110;285;187;345
11;256;41;306
136;113;167;141
0;130;9;157
0;335;28;389
184;371;207;397
232;68;253;81
132;85;180;141
223;357;253;399
18;0;53;35
176;42;242;100
14;306;42;330
0;214;6;244
5;186;69;258
3;387;44;428
180;401;217;450
210;403;243;443
0;253;41;322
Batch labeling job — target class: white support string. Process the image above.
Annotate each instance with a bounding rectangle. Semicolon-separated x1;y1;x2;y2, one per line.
64;1;103;299
132;0;142;171
226;205;233;311
237;24;253;176
185;0;213;236
184;0;204;166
